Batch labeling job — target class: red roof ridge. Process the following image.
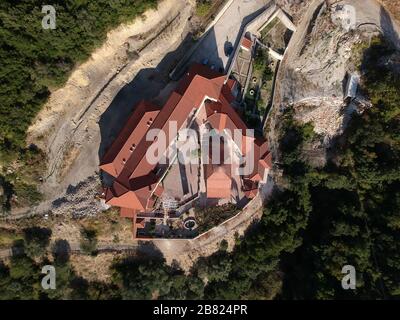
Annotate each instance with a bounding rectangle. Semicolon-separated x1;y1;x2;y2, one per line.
100;63;273;237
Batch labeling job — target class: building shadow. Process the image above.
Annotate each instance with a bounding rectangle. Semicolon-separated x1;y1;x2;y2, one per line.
380;6;400;50
98;27;227;165
170;27;224;80
97;4;275;164
98;33;196;162
135;240;165;260
177;150;190;196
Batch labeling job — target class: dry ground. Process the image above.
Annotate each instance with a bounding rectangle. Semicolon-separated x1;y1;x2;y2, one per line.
0;208;135;249
69;253;122;283
379;0;400;23
9;0;399;278
270;0;400;161
27;0;197;201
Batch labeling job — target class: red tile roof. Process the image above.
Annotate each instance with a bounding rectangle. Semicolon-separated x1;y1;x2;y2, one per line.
120;207;137;218
241;36;253;51
205;137;232;199
206;167;232;198
102;64;226;211
100;63;272;237
204;100;271;184
100;100;161;177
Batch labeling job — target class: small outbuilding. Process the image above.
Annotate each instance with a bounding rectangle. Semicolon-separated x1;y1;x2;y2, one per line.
241;36;253;52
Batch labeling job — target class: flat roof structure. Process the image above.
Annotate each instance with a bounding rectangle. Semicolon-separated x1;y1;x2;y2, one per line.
241;36;253;52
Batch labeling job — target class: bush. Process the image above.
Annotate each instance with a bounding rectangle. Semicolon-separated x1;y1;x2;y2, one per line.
0;0;158;210
196;0;212;17
194;204;239;234
80;227;98;255
23;227;52;258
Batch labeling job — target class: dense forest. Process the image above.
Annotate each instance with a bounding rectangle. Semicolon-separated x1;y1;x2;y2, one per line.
1;37;398;300
0;0;399;299
0;0;158;212
279;38;400;299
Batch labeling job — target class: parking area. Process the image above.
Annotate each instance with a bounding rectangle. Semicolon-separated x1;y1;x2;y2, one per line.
173;0;269;76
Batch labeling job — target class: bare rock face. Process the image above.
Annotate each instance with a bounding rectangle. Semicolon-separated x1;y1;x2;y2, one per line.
275;0;314;24
294;97;346;140
277;2;379;144
270;0;400;168
281;3;362;103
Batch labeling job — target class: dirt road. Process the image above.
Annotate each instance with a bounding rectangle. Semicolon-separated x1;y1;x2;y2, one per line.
0;187;267;272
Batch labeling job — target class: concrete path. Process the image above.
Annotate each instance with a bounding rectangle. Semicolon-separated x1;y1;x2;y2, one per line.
172;0;270;78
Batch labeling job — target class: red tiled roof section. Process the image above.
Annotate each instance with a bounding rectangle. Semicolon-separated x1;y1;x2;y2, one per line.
241;36;253;51
244;188;258;198
118;64;226;185
107;173;159;210
246;138;271;182
100;62;273;224
205;136;232;199
205;100;258;157
206;166;232;198
205;101;247;135
102;64;227;212
120;207;137;218
259;151;272;169
205;93;272;185
226;78;237;91
176;63;225;95
106;190;145;210
242;179;258;199
100;100;161;177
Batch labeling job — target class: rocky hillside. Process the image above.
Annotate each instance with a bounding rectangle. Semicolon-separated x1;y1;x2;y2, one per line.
272;0;400;159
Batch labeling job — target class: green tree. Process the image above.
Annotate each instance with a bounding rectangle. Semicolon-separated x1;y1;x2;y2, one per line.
23;227;52;258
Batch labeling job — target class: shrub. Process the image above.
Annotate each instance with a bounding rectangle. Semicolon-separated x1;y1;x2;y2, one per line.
80;227;98;255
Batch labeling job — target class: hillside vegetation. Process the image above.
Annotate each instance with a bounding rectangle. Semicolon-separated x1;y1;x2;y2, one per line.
1;37;399;300
279;37;400;299
0;0;158;213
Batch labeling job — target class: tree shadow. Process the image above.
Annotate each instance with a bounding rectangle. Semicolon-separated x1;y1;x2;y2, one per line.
0;175;13;213
23;227;52;246
136;240;165;261
10;239;25;257
52;239;71;264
